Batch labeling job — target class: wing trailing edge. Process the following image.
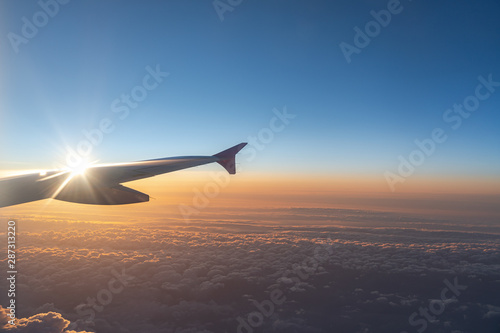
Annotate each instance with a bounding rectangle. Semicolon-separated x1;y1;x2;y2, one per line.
56;183;149;205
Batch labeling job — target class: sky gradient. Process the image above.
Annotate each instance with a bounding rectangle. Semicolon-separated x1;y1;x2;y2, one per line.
1;0;499;196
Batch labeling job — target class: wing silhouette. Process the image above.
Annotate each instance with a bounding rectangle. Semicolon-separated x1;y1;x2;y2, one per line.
0;143;247;208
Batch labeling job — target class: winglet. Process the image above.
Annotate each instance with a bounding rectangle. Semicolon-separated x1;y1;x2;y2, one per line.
213;142;247;174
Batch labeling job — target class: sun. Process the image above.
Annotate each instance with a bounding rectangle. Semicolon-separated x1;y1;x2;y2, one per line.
47;160;95;201
67;159;96;177
70;163;88;176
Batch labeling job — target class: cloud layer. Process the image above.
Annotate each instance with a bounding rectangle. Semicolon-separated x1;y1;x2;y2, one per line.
1;207;499;332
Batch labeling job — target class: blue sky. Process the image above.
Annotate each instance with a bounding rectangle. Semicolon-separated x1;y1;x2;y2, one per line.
1;0;499;180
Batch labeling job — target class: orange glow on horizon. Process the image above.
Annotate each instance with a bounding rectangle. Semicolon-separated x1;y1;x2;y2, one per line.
1;170;498;226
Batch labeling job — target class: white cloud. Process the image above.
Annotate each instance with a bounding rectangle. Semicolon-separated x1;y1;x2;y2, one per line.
0;308;91;333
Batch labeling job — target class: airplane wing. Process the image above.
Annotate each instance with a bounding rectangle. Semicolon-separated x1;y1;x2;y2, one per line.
0;143;247;208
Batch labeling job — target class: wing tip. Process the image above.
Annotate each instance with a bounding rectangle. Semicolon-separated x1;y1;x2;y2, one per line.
214;143;247;174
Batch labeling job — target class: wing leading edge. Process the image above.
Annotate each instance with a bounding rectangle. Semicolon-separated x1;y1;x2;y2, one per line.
0;143;247;208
